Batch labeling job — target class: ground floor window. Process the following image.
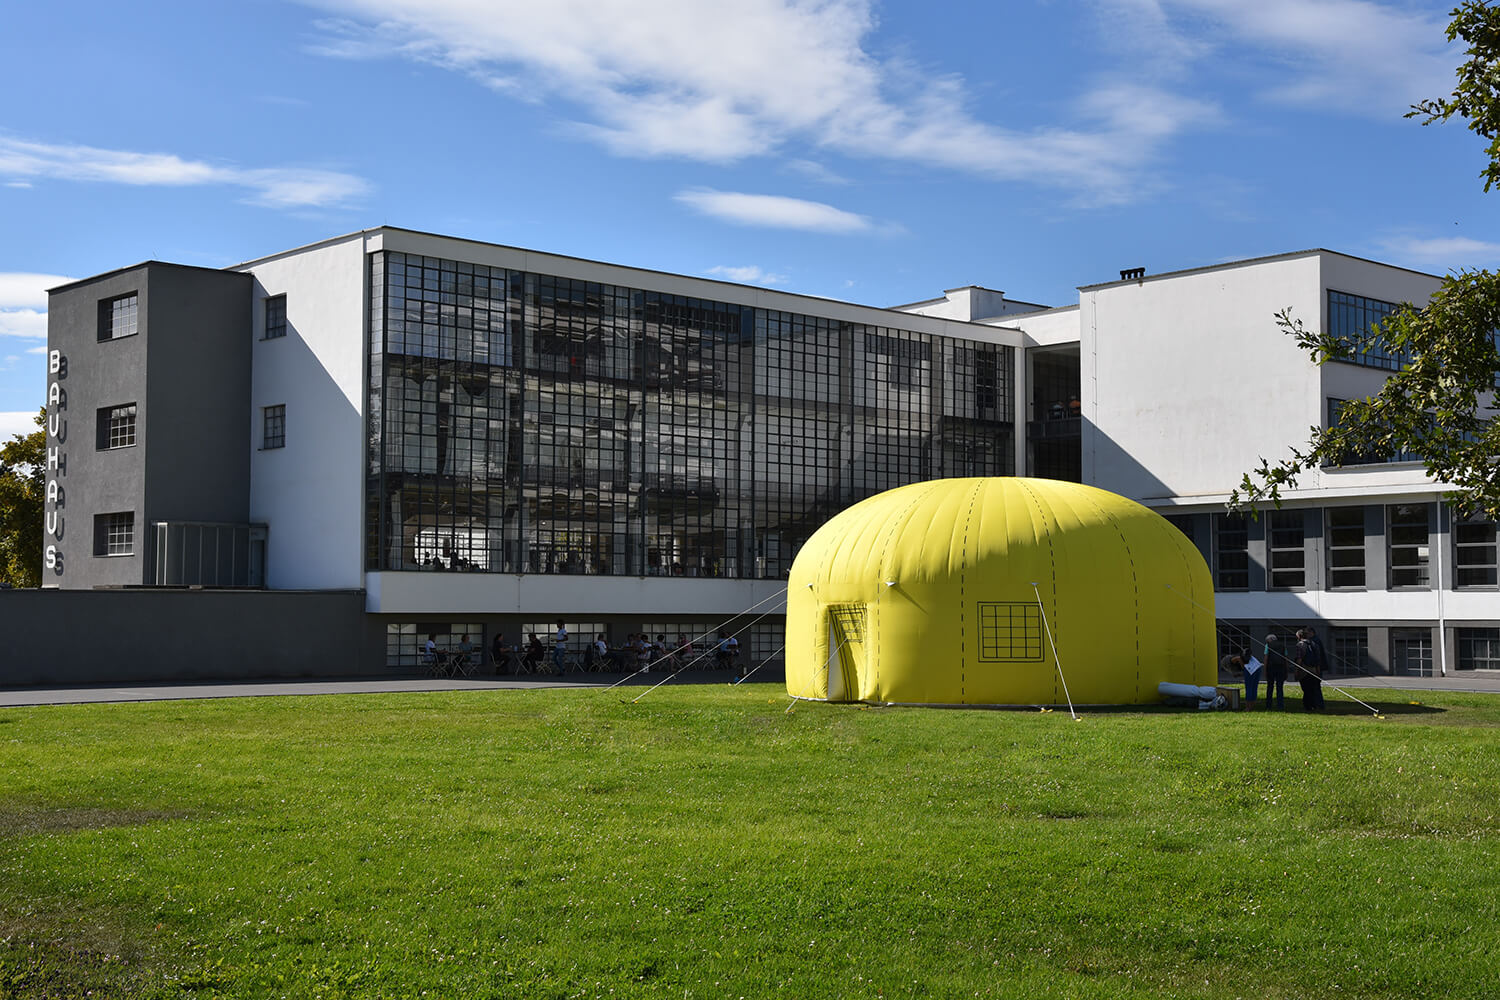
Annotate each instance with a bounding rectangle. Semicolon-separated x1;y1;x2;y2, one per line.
1329;627;1371;676
1390;627;1433;677
387;622;483;667
1456;628;1500;670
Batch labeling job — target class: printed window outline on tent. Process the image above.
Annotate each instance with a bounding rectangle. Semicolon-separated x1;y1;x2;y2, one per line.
827;605;866;643
977;602;1043;661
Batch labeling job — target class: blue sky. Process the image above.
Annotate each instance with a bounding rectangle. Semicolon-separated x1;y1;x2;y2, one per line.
2;0;1494;437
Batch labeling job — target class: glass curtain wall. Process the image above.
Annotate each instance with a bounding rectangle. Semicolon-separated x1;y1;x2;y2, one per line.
367;251;1015;579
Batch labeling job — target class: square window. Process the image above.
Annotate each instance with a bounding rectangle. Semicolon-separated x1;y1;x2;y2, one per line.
263;404;286;450
97;293;138;341
264;295;287;339
977;602;1043;661
95;403;137;449
93;511;134;556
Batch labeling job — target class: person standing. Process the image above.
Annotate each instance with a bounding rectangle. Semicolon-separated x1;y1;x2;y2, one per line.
553;621;569;675
1242;647;1263;706
1261;633;1288;710
1295;627;1326;711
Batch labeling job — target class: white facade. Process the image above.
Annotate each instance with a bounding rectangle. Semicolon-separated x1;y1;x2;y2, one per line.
1004;251;1497;677
243;233;371;590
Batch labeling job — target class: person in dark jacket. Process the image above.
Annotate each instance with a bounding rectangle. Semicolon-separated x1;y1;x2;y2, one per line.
1261;633;1289;710
1294;627;1326;711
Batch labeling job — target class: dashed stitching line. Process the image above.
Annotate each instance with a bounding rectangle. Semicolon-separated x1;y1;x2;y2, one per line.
872;483;935;702
1018;481;1059;706
959;480;983;703
1086;495;1141;701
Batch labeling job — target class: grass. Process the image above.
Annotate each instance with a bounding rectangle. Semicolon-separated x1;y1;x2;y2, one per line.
1;683;1498;999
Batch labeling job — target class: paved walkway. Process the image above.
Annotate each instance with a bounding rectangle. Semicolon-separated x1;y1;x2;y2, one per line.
0;670;762;707
1315;673;1500;695
0;670;1493;707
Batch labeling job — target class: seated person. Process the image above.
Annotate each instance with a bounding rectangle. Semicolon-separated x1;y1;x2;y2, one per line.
587;633;608;670
453;633;474;672
424;633;448;673
492;632;513;674
523;633;545;672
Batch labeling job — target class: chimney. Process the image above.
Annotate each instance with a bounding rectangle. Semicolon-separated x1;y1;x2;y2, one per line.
1119;267;1146;281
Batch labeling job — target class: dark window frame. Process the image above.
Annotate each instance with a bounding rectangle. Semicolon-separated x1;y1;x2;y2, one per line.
93;511;135;556
262;404;286;450
1457;627;1500;670
97;292;139;342
263;294;287;340
1453;515;1498;590
1326;289;1405;371
1267;509;1306;590
95;403;137;450
1388;503;1432;590
1325;506;1367;590
1213;513;1249;591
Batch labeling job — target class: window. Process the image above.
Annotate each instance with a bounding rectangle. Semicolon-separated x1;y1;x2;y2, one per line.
1214;513;1249;590
97;293;138;341
1388;504;1431;588
1330;627;1371;677
977;603;1043;661
1457;628;1500;670
263;295;287;339
93;511;134;556
1327;289;1405;370
1268;510;1305;589
1326;507;1366;589
262;404;285;449
96;403;137;449
1454;516;1498;589
1326;399;1422;465
1391;628;1433;677
385;622;484;667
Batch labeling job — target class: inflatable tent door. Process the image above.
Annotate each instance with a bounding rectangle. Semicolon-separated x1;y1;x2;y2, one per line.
825;604;867;702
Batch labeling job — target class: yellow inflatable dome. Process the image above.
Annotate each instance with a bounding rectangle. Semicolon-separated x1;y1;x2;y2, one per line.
785;478;1216;706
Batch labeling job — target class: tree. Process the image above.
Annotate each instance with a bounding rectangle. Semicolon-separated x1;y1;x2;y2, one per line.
1231;1;1500;519
0;408;45;588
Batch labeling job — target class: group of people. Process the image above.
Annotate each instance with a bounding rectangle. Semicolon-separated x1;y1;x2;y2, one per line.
1221;625;1327;711
480;626;744;677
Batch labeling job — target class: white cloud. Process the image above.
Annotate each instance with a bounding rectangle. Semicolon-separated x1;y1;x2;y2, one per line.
303;0;1213;201
0;273;72;310
0;134;371;209
0;410;41;439
705;265;788;286
0;308;47;341
1158;0;1456;115
0;273;70;343
1378;235;1500;270
676;190;873;234
785;159;850;185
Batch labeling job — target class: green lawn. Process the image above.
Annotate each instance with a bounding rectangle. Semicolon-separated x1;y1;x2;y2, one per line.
1;683;1497;999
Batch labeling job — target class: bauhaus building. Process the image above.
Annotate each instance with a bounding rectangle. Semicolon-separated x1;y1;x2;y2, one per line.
24;227;1499;682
